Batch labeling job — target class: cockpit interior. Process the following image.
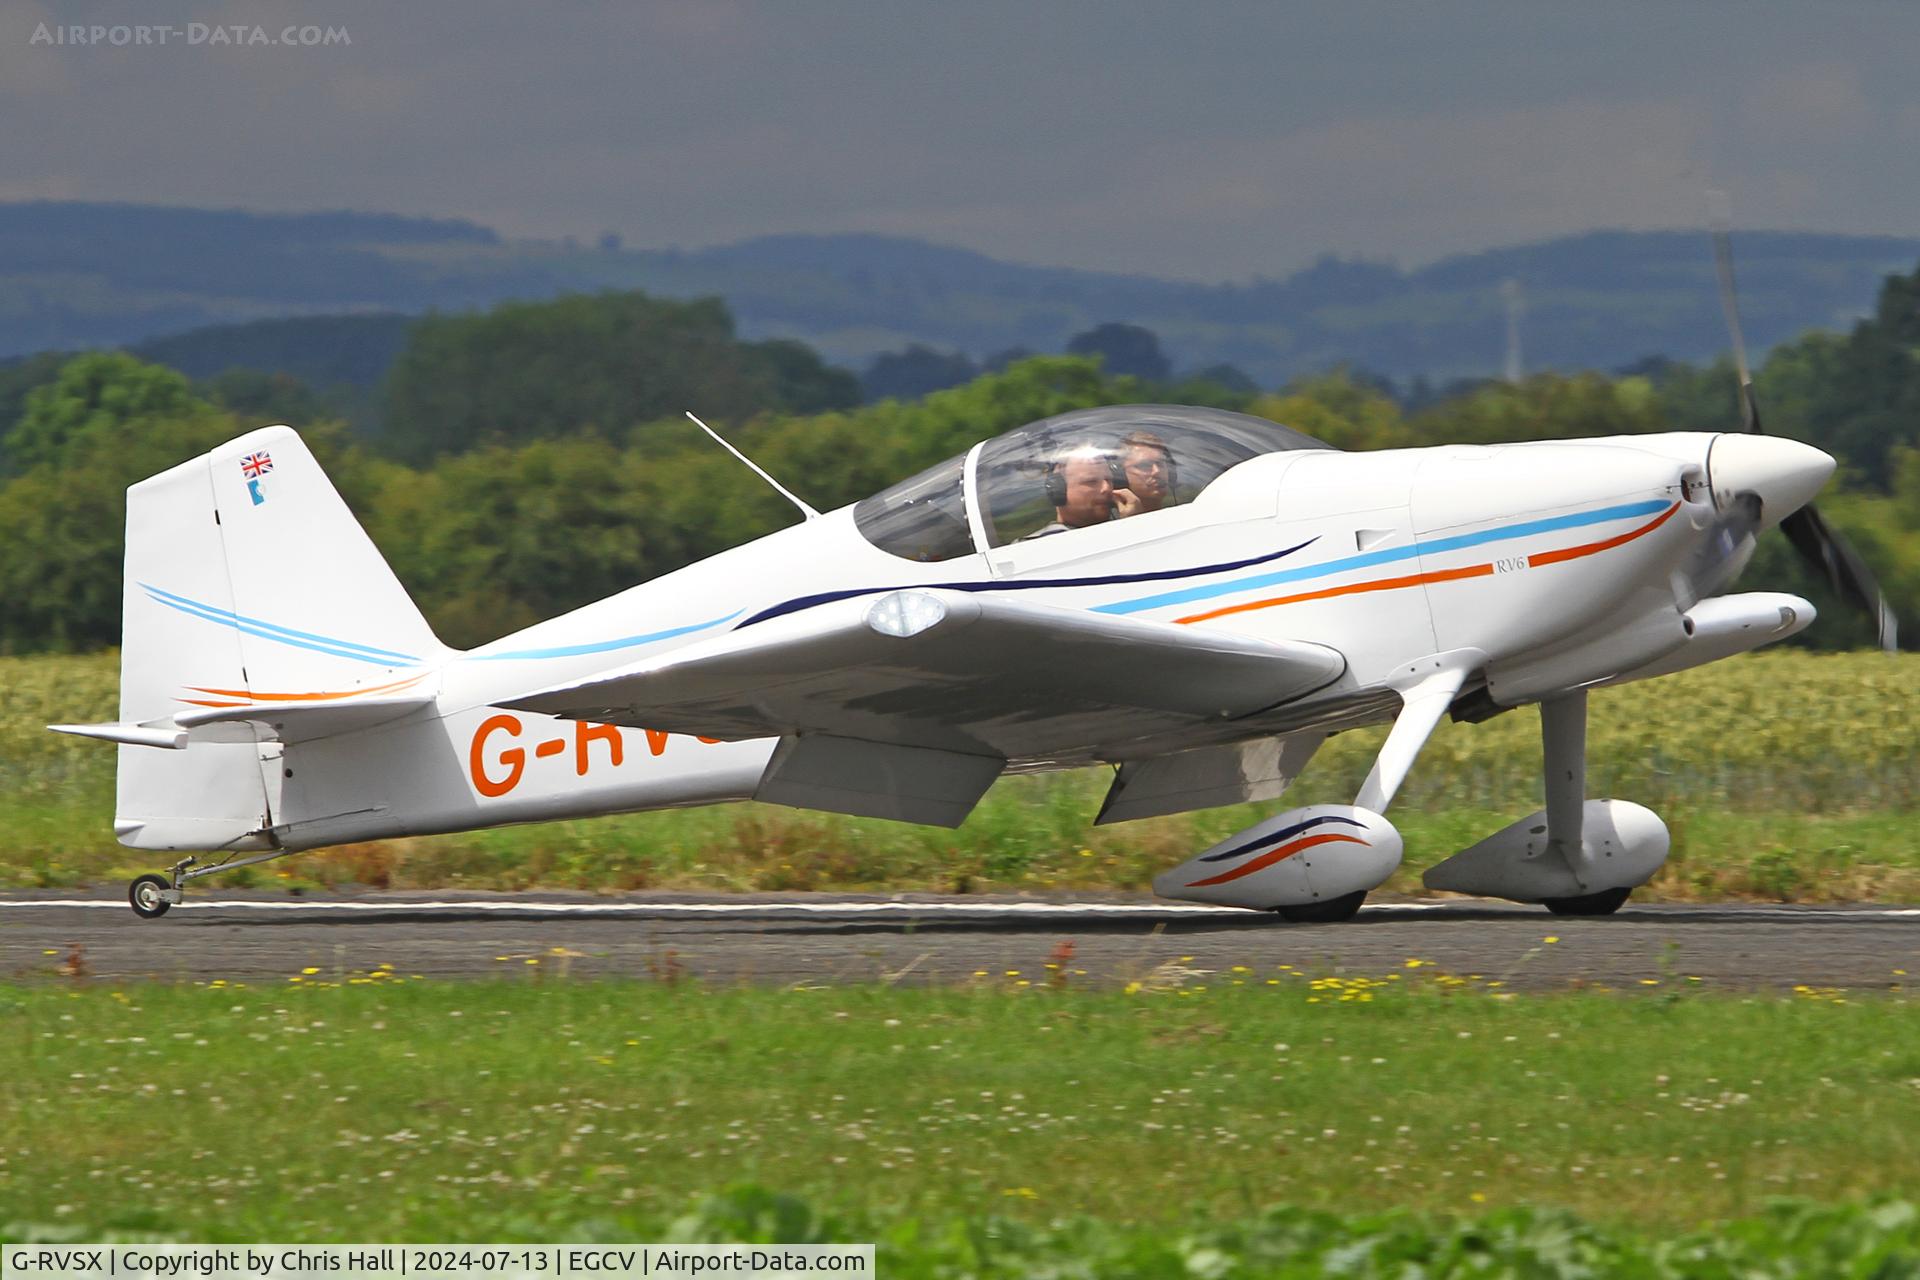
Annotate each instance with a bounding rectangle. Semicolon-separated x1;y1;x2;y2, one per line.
853;405;1332;562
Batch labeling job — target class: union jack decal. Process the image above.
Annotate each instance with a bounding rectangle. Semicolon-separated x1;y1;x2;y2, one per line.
240;451;274;479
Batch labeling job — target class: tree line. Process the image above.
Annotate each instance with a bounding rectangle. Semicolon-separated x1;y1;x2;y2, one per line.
2;268;1918;653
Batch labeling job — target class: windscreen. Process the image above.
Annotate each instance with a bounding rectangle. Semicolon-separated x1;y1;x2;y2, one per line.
850;453;973;562
974;405;1331;546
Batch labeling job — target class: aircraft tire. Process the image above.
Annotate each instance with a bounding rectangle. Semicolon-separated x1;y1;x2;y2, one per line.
129;874;172;919
1542;886;1631;916
1274;890;1367;924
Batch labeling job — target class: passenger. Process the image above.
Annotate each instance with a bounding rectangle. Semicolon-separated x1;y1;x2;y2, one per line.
1113;431;1177;517
1023;445;1118;539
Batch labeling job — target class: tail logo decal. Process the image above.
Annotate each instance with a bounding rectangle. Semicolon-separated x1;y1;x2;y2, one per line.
241;451;273;505
140;583;422;667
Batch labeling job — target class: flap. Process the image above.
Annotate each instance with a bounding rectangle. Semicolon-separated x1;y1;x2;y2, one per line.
503;589;1345;760
756;734;1004;827
1095;731;1326;825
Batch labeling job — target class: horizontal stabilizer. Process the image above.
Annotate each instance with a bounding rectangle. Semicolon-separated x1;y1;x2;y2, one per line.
503;589;1345;760
49;722;188;750
172;684;438;745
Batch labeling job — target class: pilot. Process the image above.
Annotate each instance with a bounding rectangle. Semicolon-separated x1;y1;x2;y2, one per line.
1024;444;1118;539
1113;431;1177;517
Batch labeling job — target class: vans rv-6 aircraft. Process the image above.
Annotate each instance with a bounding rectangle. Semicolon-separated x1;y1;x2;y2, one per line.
59;267;1895;921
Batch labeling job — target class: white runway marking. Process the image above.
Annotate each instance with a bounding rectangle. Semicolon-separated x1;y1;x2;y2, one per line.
1;898;1916;919
2;898;1250;916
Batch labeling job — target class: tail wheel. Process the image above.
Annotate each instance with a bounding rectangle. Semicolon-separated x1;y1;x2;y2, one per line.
1275;890;1367;924
129;874;172;919
1543;886;1631;916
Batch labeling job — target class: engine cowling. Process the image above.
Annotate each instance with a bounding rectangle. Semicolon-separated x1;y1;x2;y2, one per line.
1152;805;1403;911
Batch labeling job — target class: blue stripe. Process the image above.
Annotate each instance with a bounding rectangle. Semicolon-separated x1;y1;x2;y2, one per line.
1094;498;1671;616
140;584;422;666
1199;814;1369;863
472;612;744;661
735;537;1321;630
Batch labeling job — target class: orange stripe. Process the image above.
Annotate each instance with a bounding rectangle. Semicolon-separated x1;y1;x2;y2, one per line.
1177;564;1491;625
181;672;428;706
1527;501;1680;567
179;698;250;708
1185;832;1370;887
1174;501;1683;627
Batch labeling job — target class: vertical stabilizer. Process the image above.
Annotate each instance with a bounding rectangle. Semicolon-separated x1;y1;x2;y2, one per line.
115;426;444;850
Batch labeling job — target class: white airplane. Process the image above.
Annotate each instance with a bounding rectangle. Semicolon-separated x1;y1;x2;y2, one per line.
57;259;1895;921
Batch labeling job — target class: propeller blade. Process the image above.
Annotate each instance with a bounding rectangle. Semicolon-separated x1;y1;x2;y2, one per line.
1704;194;1899;649
1707;189;1761;434
1778;505;1899;652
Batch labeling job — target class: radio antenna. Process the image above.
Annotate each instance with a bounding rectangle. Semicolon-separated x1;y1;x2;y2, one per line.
683;411;820;521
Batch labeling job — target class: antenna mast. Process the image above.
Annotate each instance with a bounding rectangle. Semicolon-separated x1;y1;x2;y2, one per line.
684;411;820;521
1501;277;1525;384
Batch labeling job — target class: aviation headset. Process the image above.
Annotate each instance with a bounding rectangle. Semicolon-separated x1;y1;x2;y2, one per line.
1041;434;1179;506
1043;452;1126;506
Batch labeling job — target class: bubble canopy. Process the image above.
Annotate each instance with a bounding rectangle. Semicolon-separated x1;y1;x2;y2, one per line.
852;405;1333;562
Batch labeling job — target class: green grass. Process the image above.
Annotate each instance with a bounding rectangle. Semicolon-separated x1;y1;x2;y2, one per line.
6;1195;1919;1279
2;975;1915;1241
4;650;1917;900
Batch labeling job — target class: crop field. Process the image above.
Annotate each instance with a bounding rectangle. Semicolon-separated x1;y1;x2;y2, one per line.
2;649;1914;901
1;973;1916;1273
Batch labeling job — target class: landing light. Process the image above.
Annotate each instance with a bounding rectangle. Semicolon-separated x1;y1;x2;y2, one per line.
867;591;948;638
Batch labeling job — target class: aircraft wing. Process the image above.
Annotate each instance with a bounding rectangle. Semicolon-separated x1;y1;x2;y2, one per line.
503;588;1345;761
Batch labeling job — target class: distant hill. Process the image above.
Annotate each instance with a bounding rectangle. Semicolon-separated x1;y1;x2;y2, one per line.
130;313;416;388
3;201;1916;385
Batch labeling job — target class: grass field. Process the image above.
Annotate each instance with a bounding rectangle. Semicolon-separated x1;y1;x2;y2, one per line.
1;973;1915;1266
2;650;1916;901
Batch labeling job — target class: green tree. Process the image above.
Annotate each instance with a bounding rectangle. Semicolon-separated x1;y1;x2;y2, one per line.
1067;323;1171;382
1251;371;1415;451
375;436;677;647
0;351;70;461
2;352;203;476
0;356;245;651
1409;372;1665;446
380;291;852;462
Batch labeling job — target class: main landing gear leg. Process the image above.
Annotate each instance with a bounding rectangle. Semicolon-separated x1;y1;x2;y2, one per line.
1423;687;1669;908
1538;692;1630;916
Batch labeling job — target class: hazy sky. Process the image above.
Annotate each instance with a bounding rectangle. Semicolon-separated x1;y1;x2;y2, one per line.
4;1;1917;280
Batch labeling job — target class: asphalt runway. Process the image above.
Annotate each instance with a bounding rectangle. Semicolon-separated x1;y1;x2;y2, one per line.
3;889;1915;991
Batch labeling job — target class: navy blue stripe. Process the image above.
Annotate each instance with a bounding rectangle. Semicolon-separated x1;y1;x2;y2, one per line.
735;536;1321;630
1198;814;1369;864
